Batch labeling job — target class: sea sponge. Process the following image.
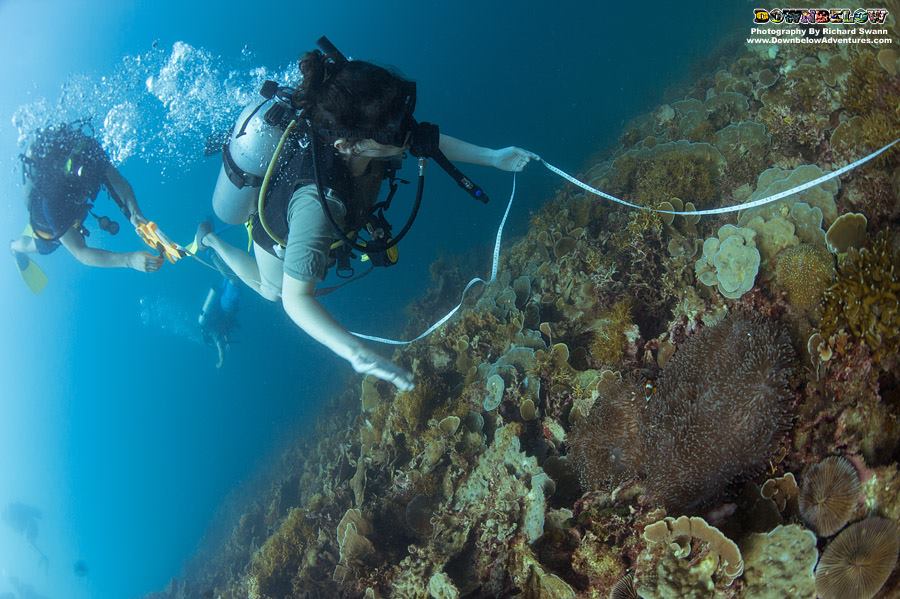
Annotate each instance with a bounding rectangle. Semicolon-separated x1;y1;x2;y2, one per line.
815;517;899;599
695;225;761;299
774;243;835;311
799;456;861;537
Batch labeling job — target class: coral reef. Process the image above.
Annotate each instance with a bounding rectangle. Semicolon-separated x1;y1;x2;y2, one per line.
819;230;900;367
740;525;818;598
773;243;834;311
635;515;743;597
815;517;899;599
695;224;760;299
571;314;796;512
798;456;861;537
147;7;900;598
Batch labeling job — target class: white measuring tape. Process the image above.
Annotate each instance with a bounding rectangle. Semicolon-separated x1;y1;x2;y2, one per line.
352;138;898;345
351;175;517;345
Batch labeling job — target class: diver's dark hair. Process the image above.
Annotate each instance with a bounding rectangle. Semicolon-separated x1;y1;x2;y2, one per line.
295;50;412;142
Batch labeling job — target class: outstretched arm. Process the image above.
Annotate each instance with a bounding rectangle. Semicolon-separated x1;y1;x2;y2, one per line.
59;227;162;271
438;134;539;171
281;275;414;391
104;166;147;226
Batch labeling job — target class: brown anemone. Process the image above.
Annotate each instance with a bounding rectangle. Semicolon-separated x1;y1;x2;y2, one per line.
799;456;861;536
815;517;899;599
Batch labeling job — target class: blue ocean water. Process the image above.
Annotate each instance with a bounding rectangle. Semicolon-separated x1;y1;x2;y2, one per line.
0;1;748;597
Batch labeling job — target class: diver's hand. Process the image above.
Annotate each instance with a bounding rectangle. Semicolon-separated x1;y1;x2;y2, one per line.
492;147;540;172
130;213;148;228
349;348;415;391
127;251;163;272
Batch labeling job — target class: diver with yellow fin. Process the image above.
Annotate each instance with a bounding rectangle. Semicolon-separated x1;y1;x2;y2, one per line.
9;121;163;292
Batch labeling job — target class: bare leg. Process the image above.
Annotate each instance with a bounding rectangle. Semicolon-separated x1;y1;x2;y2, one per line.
10;235;38;255
215;338;225;369
202;233;267;297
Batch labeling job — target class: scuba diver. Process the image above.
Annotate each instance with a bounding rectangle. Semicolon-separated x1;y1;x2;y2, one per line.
2;501;49;571
195;37;538;391
9;121;163;292
197;273;240;368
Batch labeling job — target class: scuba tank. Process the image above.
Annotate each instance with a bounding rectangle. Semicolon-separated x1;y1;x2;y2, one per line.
212;92;288;224
198;287;218;328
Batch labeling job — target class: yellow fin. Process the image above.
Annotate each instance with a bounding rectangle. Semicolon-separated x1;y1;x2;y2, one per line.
15;252;48;294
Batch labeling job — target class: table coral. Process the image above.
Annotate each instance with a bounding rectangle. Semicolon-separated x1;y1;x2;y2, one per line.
713;120;771;187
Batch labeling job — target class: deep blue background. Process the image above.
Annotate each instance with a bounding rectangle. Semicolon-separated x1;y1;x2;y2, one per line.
0;1;749;597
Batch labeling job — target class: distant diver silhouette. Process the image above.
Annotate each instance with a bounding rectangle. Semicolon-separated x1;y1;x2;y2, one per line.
2;502;50;571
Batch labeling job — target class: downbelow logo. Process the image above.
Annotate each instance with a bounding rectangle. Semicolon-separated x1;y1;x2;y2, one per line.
753;7;889;24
